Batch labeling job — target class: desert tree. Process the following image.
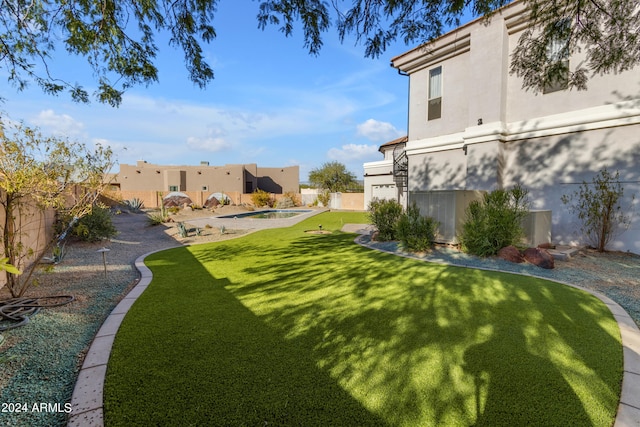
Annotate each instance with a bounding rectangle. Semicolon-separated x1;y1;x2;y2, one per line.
309;161;358;193
0;119;115;297
2;0;638;105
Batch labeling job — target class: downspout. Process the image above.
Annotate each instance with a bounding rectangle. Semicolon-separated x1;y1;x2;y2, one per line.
391;62;410;206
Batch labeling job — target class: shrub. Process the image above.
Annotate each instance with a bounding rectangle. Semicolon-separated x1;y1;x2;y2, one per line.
251;189;274;207
396;202;439;252
459;185;530;257
561;168;634;252
72;204;118;242
317;191;331;208
276;197;295;209
283;191;302;207
368;198;403;241
147;206;169;226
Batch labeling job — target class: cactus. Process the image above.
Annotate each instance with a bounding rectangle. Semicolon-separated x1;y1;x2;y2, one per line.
177;222;188;238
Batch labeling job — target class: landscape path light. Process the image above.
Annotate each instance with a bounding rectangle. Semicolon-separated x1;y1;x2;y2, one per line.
96;247;111;278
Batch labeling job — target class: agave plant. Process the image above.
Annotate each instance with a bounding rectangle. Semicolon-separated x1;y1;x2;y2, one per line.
124;198;144;213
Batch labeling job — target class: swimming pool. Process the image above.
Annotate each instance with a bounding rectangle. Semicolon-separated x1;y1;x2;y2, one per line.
217;209;312;219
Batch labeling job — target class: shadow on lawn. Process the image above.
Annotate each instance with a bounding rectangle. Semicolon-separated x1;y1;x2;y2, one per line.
218;230;621;426
105;245;387;426
108;222;621;426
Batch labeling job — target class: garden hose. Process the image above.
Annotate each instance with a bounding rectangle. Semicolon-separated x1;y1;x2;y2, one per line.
0;296;75;332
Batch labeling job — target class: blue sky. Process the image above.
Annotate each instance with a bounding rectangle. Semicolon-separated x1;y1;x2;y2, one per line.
1;2;418;181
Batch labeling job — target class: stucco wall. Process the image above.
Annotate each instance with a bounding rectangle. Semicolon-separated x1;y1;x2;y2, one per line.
115;162;298;195
502;125;640;252
391;0;640;252
408;149;468;191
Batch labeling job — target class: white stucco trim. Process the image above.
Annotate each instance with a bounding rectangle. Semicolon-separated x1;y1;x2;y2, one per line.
363;159;393;168
406;133;466;155
506;101;640;141
406;100;640;153
363;159;394;177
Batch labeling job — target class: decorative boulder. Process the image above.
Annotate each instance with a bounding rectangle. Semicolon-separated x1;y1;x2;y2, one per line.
163;192;193;208
497;245;524;263
523;247;555;269
204;197;220;208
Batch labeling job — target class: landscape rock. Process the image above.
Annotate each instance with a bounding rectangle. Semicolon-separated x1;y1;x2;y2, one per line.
523;247;555;269
204;197;220;208
497;245;524;263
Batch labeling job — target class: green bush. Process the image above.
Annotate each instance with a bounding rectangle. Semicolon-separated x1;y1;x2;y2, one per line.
459;185;530;257
317;191;331;207
396;202;439;252
147;211;168;226
251;189;274;207
561;168;634;252
72;204;118;242
368;198;403;241
396;202;438;252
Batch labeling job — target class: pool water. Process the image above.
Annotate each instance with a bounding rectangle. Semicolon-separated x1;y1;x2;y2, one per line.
218;210;311;219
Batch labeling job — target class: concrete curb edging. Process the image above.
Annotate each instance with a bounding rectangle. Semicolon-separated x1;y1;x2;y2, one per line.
67;251;160;427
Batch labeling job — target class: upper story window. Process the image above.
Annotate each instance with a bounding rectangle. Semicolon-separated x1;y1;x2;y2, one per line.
428;66;442;120
169;185;178;192
544;19;570;94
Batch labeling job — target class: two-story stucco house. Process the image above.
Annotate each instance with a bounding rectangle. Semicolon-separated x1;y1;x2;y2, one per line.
388;0;639;252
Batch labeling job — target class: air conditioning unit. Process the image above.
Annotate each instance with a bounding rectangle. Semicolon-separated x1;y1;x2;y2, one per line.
410;190;485;244
521;210;552;247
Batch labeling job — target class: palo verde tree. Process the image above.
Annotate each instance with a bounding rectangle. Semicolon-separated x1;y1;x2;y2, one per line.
0;119;115;297
309;161;358;193
2;0;638;105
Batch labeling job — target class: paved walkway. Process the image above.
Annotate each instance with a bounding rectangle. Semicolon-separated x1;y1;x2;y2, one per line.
68;221;640;426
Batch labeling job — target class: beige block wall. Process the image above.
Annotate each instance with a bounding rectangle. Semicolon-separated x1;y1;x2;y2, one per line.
0;197;56;288
115;190;310;209
339;193;365;211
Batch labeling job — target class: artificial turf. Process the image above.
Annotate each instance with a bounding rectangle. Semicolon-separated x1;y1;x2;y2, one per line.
104;212;622;426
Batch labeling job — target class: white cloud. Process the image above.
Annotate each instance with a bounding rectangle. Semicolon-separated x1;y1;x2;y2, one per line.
328;143;379;161
356;119;404;142
186;125;237;153
31;109;85;138
186;135;228;152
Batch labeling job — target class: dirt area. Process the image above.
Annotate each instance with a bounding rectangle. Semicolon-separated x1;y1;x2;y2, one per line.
154;204;254;244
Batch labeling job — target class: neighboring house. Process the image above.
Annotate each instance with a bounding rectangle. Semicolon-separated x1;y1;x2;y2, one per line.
113;161;299;194
388;0;640;252
363;136;408;209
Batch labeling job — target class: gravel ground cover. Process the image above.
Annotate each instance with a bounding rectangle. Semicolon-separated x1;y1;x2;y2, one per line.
0;208;247;427
0;208;638;427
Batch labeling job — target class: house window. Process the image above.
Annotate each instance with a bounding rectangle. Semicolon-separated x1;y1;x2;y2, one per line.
169;185;178;192
202;185;208;191
544;19;570;94
428;66;442;120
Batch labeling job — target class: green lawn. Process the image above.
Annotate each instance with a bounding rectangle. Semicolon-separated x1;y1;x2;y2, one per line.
104;212;622;426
